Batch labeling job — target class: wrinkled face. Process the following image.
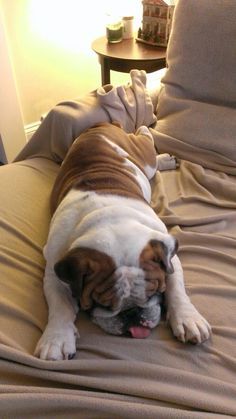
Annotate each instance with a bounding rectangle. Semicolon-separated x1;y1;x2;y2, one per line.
54;237;178;338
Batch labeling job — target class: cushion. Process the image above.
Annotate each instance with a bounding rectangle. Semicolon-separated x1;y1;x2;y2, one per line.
0;158;58;354
152;0;236;174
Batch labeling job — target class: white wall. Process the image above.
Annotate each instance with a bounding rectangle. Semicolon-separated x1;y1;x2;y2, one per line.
1;0;142;126
0;3;26;162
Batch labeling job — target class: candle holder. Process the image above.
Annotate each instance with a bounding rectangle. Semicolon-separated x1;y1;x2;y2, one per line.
106;16;123;44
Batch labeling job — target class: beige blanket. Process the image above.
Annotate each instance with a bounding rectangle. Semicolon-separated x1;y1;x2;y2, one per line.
0;155;236;418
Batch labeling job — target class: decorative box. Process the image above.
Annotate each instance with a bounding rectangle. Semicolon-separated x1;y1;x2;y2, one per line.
137;0;175;47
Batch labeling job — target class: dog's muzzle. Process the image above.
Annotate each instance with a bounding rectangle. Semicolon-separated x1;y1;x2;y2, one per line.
91;294;162;338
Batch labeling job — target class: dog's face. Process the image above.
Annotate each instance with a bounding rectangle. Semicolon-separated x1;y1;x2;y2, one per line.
54;235;178;337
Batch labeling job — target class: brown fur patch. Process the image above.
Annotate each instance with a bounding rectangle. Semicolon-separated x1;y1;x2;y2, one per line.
54;247;118;310
139;240;167;293
50;123;156;213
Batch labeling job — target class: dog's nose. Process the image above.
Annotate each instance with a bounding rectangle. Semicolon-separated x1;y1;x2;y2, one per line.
121;306;142;322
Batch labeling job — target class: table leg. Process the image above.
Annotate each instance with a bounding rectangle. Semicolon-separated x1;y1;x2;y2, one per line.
100;57;111;85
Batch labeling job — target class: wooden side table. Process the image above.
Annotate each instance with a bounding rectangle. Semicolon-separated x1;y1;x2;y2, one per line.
92;36;166;85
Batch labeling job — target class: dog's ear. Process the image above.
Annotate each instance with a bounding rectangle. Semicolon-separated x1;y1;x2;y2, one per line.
54;249;88;300
54;247;116;309
140;237;178;275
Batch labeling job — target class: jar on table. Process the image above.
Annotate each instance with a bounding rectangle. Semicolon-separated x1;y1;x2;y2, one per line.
122;16;134;39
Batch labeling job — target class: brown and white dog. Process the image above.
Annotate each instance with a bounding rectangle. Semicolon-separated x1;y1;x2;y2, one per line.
35;123;211;360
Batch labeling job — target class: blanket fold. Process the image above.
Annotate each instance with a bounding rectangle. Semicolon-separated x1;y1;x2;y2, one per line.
15;70;156;164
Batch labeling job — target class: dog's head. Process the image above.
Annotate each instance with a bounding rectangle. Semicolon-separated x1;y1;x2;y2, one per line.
54;235;178;337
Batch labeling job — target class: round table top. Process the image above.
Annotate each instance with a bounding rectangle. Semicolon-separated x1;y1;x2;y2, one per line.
92;36;166;62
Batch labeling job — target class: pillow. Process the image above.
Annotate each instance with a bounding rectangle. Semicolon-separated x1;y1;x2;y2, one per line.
152;0;236;174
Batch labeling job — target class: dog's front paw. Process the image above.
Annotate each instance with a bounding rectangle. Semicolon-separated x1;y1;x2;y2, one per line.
34;323;79;360
167;302;212;344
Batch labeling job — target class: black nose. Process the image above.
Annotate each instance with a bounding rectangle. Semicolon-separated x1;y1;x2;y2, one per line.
120;306;143;327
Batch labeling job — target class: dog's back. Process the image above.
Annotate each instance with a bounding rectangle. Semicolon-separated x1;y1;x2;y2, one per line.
50;122;157;214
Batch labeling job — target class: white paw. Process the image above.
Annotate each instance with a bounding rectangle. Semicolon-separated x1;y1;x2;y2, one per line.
34;323;79;360
167;302;212;344
156;153;178;171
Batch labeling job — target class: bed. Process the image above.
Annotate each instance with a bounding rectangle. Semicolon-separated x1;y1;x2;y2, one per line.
0;0;236;417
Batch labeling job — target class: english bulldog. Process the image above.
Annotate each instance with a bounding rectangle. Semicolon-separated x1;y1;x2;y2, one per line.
35;122;211;360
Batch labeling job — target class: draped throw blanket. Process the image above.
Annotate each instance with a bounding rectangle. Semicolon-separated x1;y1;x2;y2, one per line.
15;70;156;163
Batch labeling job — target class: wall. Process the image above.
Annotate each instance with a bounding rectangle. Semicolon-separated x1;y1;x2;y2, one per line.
1;0;142;127
0;3;26;162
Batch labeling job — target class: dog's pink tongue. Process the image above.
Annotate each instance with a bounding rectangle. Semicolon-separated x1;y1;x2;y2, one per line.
129;326;151;339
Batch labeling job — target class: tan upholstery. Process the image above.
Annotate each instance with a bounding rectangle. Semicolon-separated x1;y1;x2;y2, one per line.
153;0;236;174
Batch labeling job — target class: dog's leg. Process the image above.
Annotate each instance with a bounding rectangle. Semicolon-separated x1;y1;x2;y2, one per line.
34;265;79;360
165;255;212;344
135;126;178;171
135;125;153;141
